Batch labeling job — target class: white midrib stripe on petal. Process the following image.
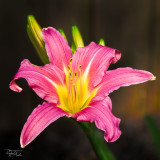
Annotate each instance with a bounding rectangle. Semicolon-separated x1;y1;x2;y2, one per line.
82;53;97;81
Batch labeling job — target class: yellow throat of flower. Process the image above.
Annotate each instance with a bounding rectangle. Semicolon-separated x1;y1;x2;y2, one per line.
56;59;98;114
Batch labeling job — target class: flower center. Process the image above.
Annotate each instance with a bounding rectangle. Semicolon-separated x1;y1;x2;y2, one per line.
56;58;98;114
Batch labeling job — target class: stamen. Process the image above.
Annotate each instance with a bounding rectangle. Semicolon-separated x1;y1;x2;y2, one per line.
68;65;70;71
74;72;78;111
66;63;87;113
69;71;74;112
67;71;71;108
58;60;96;113
79;65;82;107
69;59;73;78
69;72;72;78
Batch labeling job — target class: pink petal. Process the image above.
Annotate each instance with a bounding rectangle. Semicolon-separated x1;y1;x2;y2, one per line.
42;27;72;70
20;102;68;148
73;97;121;142
95;67;155;101
72;42;121;87
9;59;65;103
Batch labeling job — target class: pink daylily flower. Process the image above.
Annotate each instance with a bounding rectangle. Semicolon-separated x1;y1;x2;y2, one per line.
9;27;155;148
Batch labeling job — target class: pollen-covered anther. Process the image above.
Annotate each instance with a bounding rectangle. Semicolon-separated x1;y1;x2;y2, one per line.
70;58;72;63
68;65;70;71
69;72;72;78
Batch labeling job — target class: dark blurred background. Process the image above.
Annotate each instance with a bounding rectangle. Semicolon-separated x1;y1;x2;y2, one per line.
1;0;160;159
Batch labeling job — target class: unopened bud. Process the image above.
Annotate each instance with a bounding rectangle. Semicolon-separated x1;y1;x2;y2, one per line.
99;38;105;46
72;25;84;49
27;15;49;64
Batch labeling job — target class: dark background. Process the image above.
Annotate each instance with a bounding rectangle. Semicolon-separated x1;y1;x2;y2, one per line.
1;0;160;159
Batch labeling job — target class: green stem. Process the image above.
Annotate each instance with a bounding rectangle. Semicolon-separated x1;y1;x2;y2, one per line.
145;115;160;158
74;120;116;160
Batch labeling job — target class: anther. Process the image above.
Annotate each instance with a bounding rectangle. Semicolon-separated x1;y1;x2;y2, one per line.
68;65;70;70
75;72;77;77
70;58;73;63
